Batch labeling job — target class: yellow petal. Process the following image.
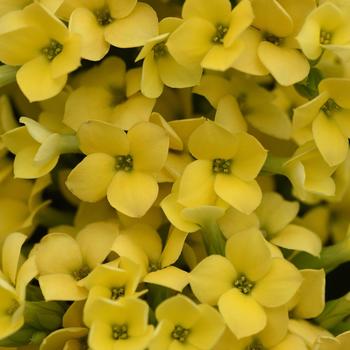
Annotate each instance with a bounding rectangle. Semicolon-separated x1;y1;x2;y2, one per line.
63;86;113;131
292;269;325;319
40;328;88;350
312;112;348;166
141;51;163;98
144;266;188;291
255;192;299;234
107;0;137;18
167;18;215;66
271;333;308;350
161;228;188;267
189;255;237;305
214;176;262;214
252;0;293;37
2;232;26;285
271;224;322;256
188;120;237;160
218;288;267;339
158;54;202;88
226;228;271;281
182;0;231;24
128;122;169;172
17;56;67;102
188;304;225;349
252;258;302;308
258;43;309;86
111;93;155;130
104;2;158;48
231;133;267;181
178;160;216;208
69;7;109;61
201;40;243;71
319;78;350;109
76;221;118;268
66;153;115;202
78;120;129;156
39;274;87;301
107;170;158;217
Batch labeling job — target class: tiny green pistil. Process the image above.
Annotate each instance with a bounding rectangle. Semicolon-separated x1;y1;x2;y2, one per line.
42;39;63;61
171;325;190;343
245;339;266;350
153;41;168;59
321;98;342;117
111;287;125;300
320;30;332;45
212;158;232;174
264;33;282;46
116;155;133;172
72;265;91;281
112;324;128;340
148;261;161;272
234;274;255;295
95;7;113;26
212;24;228;44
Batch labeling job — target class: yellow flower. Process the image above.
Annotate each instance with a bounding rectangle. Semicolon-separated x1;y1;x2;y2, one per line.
112;224;189;291
194;72;293;139
39;327;88;350
219;191;322;257
33;221;118;300
69;0;158;60
0;0;31;17
232;0;313;85
66;120;169;218
150;294;225;350
0;3;81;101
64;57;156;131
166;0;254;71
85;297;153;350
136;17;202;98
0;233;38;340
178;120;267;214
189;228;302;338
293;78;350;166
297;1;350;61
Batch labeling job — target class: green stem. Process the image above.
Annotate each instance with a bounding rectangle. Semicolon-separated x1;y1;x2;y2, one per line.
0;65;18;88
331;321;350;335
261;154;288;176
59;134;80;154
201;220;226;256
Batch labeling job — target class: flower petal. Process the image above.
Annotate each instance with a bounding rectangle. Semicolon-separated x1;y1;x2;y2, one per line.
104;2;158;48
252;258;302;308
258;43;309;86
214;176;262;215
66;153;115;202
107;0;137;18
141;51;163;98
218;288;267;339
312;112;348;166
107;170;158;217
225;228;271;281
189;255;237;305
182;0;231;23
144;266;188;291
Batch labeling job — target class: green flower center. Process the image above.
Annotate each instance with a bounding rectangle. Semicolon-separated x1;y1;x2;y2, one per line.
111;287;125;300
264;33;282;46
95;7;113;26
116;155;133;172
321;98;342;117
171;325;190;342
212;24;228;44
320;30;332;45
112;324;128;340
6;299;20;316
148;261;161;272
42;39;63;61
245;339;266;350
212;158;232;174
153;41;168;59
72;265;91;281
234;274;255;295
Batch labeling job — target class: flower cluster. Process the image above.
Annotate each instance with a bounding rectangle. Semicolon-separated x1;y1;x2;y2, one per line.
1;0;350;350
